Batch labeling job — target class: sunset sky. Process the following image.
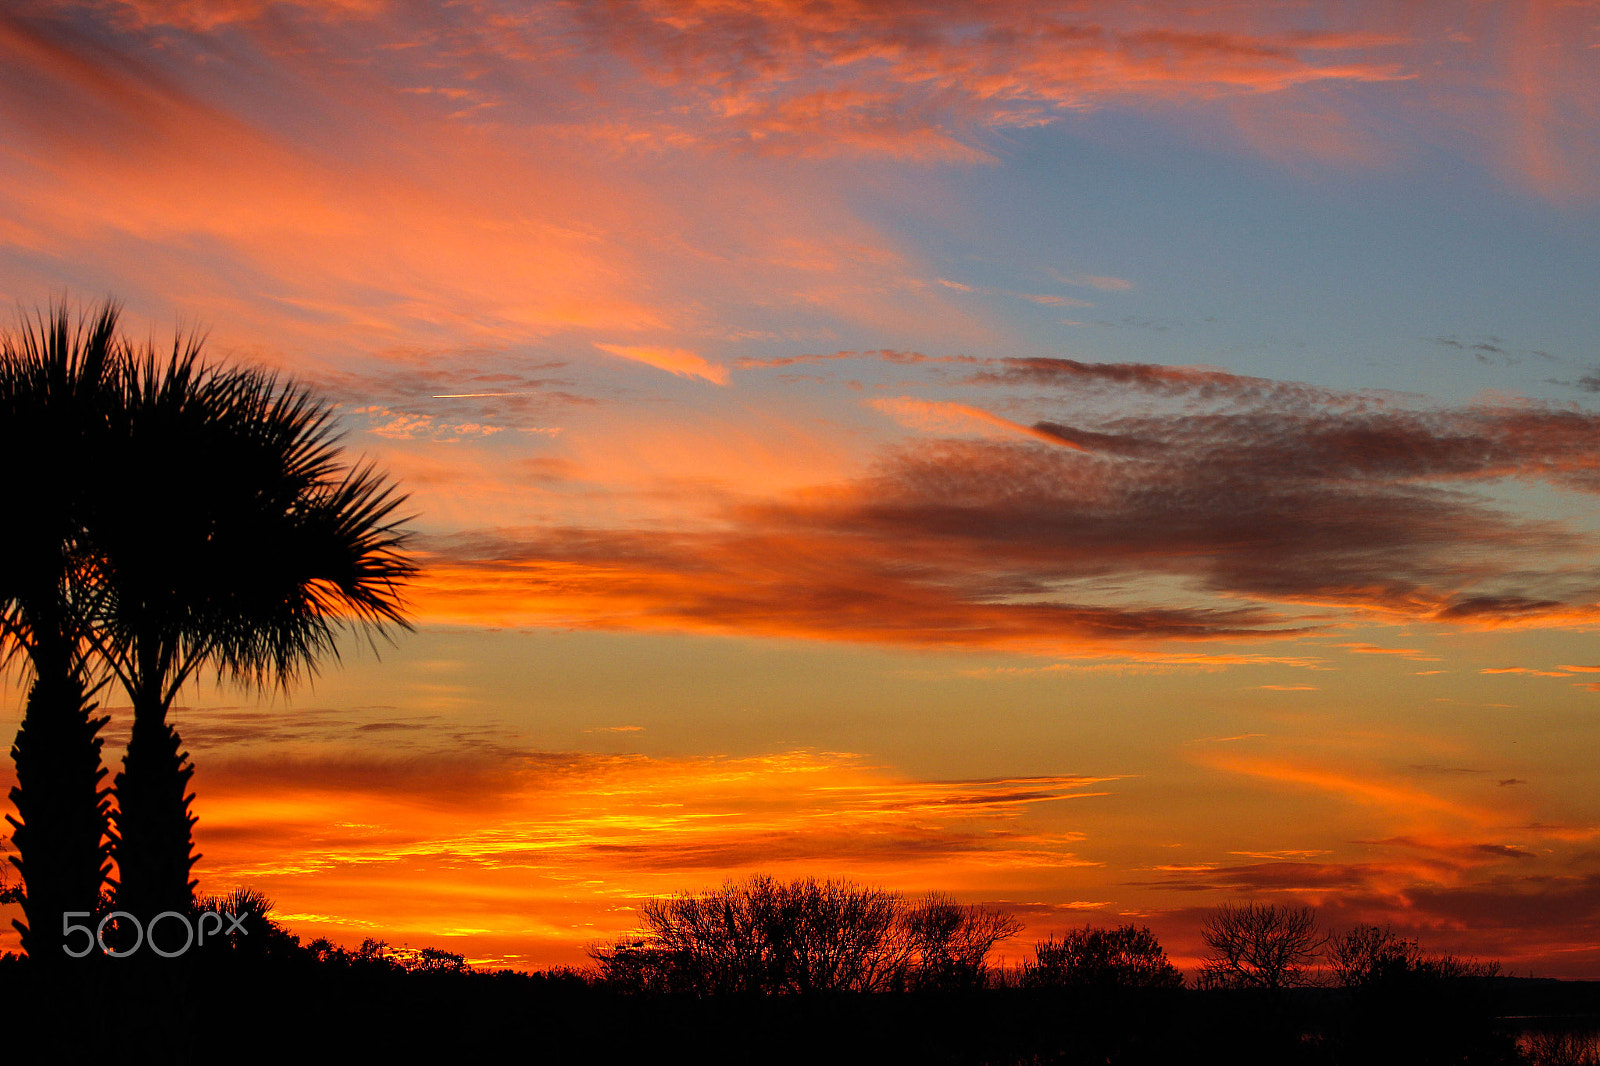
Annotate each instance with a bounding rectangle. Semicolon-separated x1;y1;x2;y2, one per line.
3;0;1600;977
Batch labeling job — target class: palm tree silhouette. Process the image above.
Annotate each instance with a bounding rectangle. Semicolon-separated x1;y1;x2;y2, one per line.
0;304;120;962
94;340;415;931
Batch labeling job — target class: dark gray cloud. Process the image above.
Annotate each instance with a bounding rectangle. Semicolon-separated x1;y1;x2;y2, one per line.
420;369;1600;649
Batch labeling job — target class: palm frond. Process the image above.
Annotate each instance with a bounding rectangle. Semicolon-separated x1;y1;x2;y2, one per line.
0;299;126;684
89;336;416;701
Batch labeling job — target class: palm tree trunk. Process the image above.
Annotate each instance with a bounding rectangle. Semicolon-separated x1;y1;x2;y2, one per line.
7;671;112;964
112;706;199;941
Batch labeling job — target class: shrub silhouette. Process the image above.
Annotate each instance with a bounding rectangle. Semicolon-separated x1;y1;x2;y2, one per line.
1524;1031;1600;1066
1021;925;1183;990
188;886;298;961
395;945;471;974
591;875;1020;995
1328;924;1514;1065
1330;923;1499;989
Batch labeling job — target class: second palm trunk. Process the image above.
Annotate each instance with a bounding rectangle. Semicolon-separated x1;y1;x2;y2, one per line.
114;710;199;939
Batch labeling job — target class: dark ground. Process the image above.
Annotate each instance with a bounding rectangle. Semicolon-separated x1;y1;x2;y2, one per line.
4;951;1594;1065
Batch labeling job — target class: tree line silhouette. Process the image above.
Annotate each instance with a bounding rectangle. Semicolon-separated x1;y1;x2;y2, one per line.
3;866;1559;1063
570;879;1566;1064
584;882;1507;1001
0;301;413;964
26;870;1562;1064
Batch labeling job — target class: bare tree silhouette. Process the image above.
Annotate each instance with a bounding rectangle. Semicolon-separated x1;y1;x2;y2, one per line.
591;875;1021;996
901;892;1023;992
1197;902;1323;991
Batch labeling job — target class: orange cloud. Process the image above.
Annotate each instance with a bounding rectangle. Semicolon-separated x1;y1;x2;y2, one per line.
0;10;692;353
3;7;996;363
1197;753;1510;831
869;396;1091;450
176;748;1106;968
89;1;383;31
593;343;729;384
1494;0;1600;199
409;546;1300;654
6;694;1597;976
965;653;1326;677
40;0;1553;194
555;0;1410;160
1334;643;1442;660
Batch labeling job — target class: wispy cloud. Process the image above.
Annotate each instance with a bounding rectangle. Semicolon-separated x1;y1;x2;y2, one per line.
179;745;1106;966
410;371;1600;650
1198;753;1508;830
869;396;1091;450
594;343;729;384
